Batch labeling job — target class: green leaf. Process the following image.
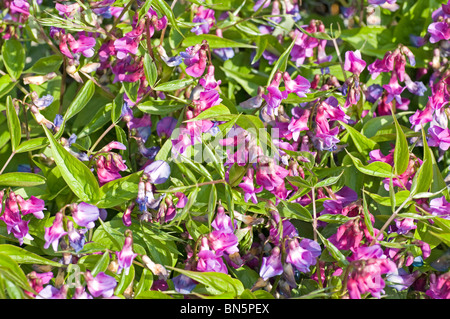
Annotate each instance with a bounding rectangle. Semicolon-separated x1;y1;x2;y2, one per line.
144;53;158;87
115;265;135;296
278;200;313;222
0;74;16;98
346;151;393;178
91;251;111;277
410;128;433;196
316;232;349;267
251;35;269;64
0;172;46;187
96;171;143;209
365;190;411;207
153;78;193;92
182;34;256;49
135;290;173;299
314;171;344;188
267;36;296;85
24;55;63;74
0;245;63;267
187;104;231;122
362;190;374;237
0;253;32;292
339;121;378;155
228;163;247;188
153;0;182;36
392;114;409;175
2;39;25;80
6;96;21;152
137;100;186;115
169;267;244;297
43;125;100;203
122;80;140;104
63;80;96;122
15;137;48;153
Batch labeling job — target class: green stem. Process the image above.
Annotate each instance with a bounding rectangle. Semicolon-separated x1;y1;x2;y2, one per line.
0;152;16;175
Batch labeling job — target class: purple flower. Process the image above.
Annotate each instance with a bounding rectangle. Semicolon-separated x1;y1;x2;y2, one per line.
173;274;196;294
33;94;54;109
197;249;228;274
67;220;86;253
238;168;264;204
429;196;450;219
283;72;311;98
85;271;117;298
383;74;405;104
72;202;100;229
156;117;177;138
259;246;283;280
191;6;215;35
428;21;450;44
286;238;321;273
344;50;366;75
426;273;450;299
428;125;450;151
16;195;45;219
143;160;171;184
116;236;138;275
262;72;288;116
44;212;68;252
386;269;419;292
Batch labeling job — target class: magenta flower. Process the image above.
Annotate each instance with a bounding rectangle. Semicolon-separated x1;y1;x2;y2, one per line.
287;108;310;142
428;21;450;43
197;249;228;274
429;196;450;219
85;271;117;298
116;236;138;275
191;6;215;35
182;47;208;78
344;50;366;75
259;246;283;280
68;34;96;58
114;36;139;59
428;125;450;151
286;238;321;273
426;273;450;299
72;286;93;299
383;74;405;104
262;72;288;116
95;154;127;185
283;72;311;98
346;245;397;299
44;212;68;252
16;195;45;219
238;168;263;204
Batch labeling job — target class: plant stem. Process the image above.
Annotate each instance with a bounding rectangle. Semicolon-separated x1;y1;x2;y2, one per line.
0;152;16;175
87;122;116;156
332;38;348;82
370;197;411;246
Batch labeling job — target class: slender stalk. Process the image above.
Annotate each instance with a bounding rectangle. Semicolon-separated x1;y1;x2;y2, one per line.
332;38;348;82
312;187;318;242
0;152;16;175
87;122;116;156
370;197;411;246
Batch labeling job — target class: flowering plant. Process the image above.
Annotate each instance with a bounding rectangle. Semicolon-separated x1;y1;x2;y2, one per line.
0;0;450;300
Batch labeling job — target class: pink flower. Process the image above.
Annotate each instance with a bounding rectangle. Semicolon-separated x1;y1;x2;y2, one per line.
283;72;310;97
238;168;264;204
116;235;138;275
428;21;450;44
85;271;117;298
44;212;67;251
286;238;321;273
428;125;450;151
426;273;450;299
344;50;366;75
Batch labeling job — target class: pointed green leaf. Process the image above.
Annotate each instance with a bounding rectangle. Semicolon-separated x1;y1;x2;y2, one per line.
346;151;393;178
392;114;409;175
0;172;46;187
15;137;48;153
2;39;25;80
339;121;378;155
144;53;158;87
43;125;100;203
267;37;297;85
6;96;21;152
410;128;433;196
153;78;193;92
0;245;63;267
63;79;96;122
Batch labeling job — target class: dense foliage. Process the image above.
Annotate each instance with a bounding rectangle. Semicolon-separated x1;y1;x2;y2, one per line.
1;0;450;300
